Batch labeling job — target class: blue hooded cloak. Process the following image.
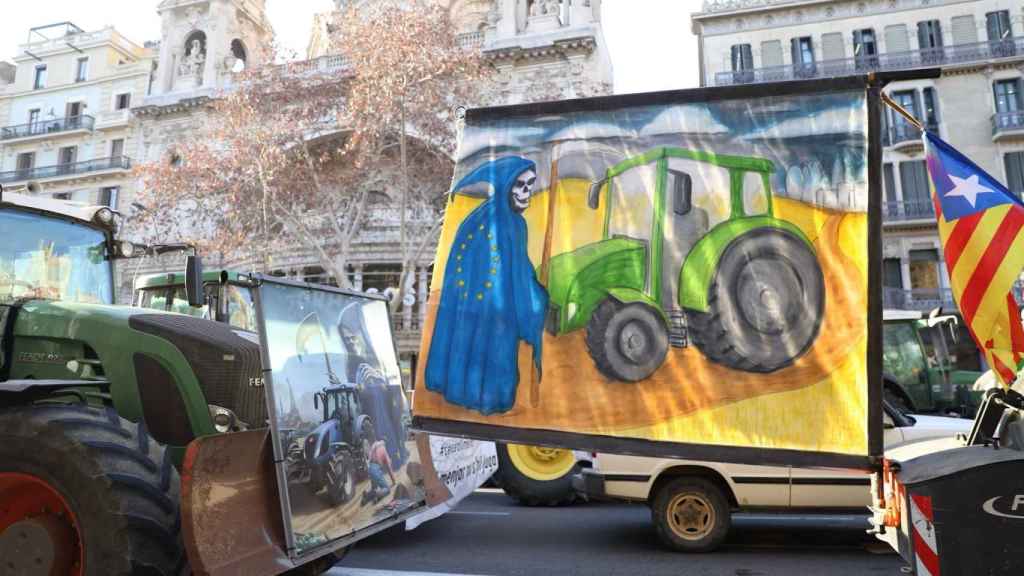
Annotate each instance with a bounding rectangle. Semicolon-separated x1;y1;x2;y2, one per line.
425;156;548;415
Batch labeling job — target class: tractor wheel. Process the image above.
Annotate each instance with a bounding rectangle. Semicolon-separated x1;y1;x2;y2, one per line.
585;299;669;382
493;443;579;506
689;229;824;373
0;404;185;576
325;454;356;507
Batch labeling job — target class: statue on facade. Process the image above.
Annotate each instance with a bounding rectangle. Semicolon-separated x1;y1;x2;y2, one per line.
179;38;206;84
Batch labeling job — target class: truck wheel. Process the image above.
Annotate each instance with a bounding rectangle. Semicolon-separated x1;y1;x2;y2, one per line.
586;299;669;382
0;404;185;575
689;229;824;373
325;454;356;506
494;443;579;506
651;477;730;553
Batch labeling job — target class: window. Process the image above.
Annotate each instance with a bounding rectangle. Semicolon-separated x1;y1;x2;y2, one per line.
951;15;978;46
100;186;119;208
890;90;920;142
741;171;768;216
917;20;944;64
115;93;131;110
994;78;1023;129
883;258;904;289
899;161;933;218
110;139;125;159
66;101;83;121
16;152;35;178
791;37;815;77
1005;152;1024;198
883;162;897;214
27;108;40;128
75;57;88;82
886;24;910;53
730;44;753;82
821;32;845;62
853;29;878;69
33;65;47;90
922;87;939;129
908;248;941;293
58;146;77;175
987;11;1015;57
53;192;72;200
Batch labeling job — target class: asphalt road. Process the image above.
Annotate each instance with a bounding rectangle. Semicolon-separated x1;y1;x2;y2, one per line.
327;489;908;576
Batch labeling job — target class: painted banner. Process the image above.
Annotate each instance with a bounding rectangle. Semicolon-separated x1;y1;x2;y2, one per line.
414;80;879;466
405;436;498;530
255;278;425;557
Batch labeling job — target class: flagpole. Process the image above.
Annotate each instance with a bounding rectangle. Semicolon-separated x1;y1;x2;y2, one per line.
880;91;925;131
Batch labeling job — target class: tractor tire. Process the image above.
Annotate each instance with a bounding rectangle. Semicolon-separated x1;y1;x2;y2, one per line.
493;443;579;506
325;453;356;507
688;228;824;373
0;404;185;576
586;299;669;382
651;476;731;553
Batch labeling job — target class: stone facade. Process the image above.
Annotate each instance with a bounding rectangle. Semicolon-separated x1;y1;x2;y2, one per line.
0;23;151;208
693;0;1024;319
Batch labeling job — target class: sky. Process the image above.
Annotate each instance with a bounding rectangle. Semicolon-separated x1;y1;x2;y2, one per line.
0;0;702;93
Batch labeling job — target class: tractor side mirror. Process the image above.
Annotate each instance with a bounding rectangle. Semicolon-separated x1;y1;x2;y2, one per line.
588;178;607;210
185;254;204;308
314;392;321;411
669;170;692;216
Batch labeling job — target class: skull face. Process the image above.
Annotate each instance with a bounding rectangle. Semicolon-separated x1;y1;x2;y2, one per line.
511;169;536;213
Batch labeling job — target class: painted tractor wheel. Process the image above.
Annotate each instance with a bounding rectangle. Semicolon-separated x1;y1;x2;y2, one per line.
0;404;184;575
326;454;356;506
651;477;731;553
586;299;670;382
493;443;579;506
689;229;824;373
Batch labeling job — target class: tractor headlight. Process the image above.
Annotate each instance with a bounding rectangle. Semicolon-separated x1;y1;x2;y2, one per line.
118;240;137;258
208;405;245;433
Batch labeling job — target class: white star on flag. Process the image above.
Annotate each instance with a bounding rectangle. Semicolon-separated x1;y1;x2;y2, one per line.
945;174;993;207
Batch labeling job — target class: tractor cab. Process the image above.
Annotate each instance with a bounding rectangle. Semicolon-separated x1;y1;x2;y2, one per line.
134;269;258;332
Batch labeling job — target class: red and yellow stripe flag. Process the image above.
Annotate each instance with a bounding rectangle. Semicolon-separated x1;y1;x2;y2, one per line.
925;132;1024;387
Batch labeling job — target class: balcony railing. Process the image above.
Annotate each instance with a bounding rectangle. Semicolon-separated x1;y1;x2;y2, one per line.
0;115;94;141
884;199;935;222
883;286;956;311
714;37;1024;86
0;156;131;184
992;111;1024;136
883;121;938;148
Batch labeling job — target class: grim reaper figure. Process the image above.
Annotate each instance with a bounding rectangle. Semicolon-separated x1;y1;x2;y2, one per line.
425;156;548;415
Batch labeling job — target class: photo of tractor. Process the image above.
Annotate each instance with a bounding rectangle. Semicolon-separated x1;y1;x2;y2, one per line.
546;147;826;381
287;380;376;506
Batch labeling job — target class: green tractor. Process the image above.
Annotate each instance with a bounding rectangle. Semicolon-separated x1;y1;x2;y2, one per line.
0;192;351;575
546;147;825;381
882;308;983;417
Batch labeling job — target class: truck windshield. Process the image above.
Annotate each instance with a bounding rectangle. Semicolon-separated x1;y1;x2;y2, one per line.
0;208;113;305
883;322;930;393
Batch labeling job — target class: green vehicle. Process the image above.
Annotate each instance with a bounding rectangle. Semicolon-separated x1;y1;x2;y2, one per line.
546;147;825;381
882;308;983;417
0;192;357;575
133;268;259;333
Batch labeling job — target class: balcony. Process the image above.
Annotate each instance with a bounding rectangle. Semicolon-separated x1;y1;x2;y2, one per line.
0;156;131;184
714;37;1024;86
0;115;94;142
991;111;1024;141
883;287;957;312
884;199;935;223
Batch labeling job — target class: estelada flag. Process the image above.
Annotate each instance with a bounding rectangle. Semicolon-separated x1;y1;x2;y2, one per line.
925;132;1024;387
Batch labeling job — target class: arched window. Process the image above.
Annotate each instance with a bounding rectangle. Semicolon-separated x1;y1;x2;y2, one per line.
230;39;247;73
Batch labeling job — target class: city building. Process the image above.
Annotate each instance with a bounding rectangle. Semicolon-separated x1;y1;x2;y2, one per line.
123;0;610;376
0;22;152;207
692;0;1023;325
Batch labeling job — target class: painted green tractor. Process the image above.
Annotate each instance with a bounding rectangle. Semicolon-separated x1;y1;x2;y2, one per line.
546;147;825;381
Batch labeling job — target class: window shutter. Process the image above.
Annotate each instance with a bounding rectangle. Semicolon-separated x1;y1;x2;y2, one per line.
923;87;939;126
952;15;978;45
822;32;845;61
986;12;1000;41
1005;152;1024;198
731;45;740;71
886;25;909;53
761;40;783;67
741;44;753;69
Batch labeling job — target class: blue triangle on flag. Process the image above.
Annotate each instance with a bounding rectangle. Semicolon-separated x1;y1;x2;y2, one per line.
925;132;1024;221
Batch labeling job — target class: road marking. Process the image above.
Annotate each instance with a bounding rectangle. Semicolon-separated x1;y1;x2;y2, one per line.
327;565;487;569
447;510;511;516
